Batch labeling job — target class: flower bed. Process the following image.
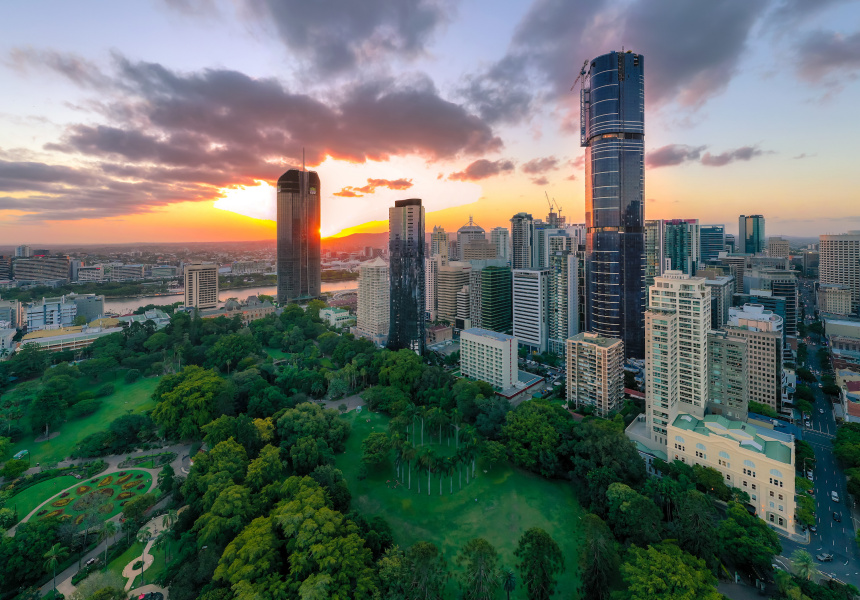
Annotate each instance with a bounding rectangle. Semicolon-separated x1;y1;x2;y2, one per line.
136;484;145;490
117;473;133;485
37;510;47;516
51;498;73;507
117;491;136;500
74;514;85;525
98;476;113;487
43;509;64;519
76;485;91;495
97;487;115;498
122;481;137;490
135;474;143;479
98;502;114;514
60;491;70;498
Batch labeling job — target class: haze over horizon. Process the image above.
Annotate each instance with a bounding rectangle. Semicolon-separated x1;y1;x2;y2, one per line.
2;0;860;244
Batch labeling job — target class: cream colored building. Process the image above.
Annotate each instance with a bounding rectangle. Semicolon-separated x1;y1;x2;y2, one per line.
356;257;389;346
430;226;449;265
668;413;795;531
461;239;498;261
184;263;219;309
820;231;860;313
566;332;624;417
726;304;784;413
767;237;790;258
818;283;853;316
460;327;517;390
437;262;471;323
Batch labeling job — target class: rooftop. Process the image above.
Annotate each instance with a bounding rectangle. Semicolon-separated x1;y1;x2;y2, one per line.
462;327;515;343
671;413;793;464
569;331;622;348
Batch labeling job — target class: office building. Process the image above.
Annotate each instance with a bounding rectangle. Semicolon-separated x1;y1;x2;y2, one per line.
512;268;550;353
448;240;459;262
510;213;533;269
739;215;766;254
720;253;749;293
457;217;486;258
725;234;737;253
768;237;790;258
818;284;853;316
0;256;11;280
356;257;389;346
111;264;146;281
12;256;71;282
548;251;580;357
663;219;700;275
151;265;178;278
388;198;426;354
460;328;518;390
697;270;735;329
733;293;787;341
700;225;726;262
645;220;664;288
747;255;790;271
462;239;499;261
581;50;646;358
531;223;562;269
184;263;219;309
276;169;321;303
430;226;449;265
437;262;471;323
667;413;795;532
0;299;22;329
468;260;511;333
15;245;32;258
726;304;784;413
801;250;819;278
70;294;105;322
707;330;749;421
77;266;105;282
425;255;442;320
490;227;510;263
566;332;624;417
820;232;860;314
456;284;471;329
0;328;15;355
25;296;77;331
744;268;798;337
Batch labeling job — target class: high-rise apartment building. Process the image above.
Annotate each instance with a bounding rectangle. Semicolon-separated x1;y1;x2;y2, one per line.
644;220;664;288
462;239;498;261
457;217;486;258
185;263;219;309
720;253;749;293
768;237;790;258
460;328;518;390
430;226;449;265
437;262;471;323
697;270;735;329
707;330;749;421
548;251;580;357
700;225;726;262
802;249;819;278
15;245;32;258
566;332;624;417
510;213;533;269
276;169;321;303
425;255;441;321
389;199;426;354
663;219;700;275
356;257;389;346
512;268;550;353
726;304;784;413
490;227;510;264
819;232;860;314
744;268;798;337
581;50;646;358
739;215;766;254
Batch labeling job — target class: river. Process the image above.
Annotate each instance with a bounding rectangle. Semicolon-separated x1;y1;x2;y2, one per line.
102;280;358;314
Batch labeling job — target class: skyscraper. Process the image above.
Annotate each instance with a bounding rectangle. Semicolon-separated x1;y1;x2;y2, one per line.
738;215;766;254
581;50;645;358
276;169;321;303
356;257;389;346
388;199;426;354
644;220;664;288
700;225;726;262
490;227;510;263
662;219;700;275
184;263;219;309
430;226;449;265
457;216;486;258
512;268;550;353
819;232;860;314
510;213;533;269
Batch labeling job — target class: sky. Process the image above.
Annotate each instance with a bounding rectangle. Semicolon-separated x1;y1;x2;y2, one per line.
1;0;859;244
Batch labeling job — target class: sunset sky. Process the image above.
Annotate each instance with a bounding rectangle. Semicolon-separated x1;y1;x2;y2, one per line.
1;0;859;244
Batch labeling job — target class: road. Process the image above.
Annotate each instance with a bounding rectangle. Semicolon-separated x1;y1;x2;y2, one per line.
778;279;860;583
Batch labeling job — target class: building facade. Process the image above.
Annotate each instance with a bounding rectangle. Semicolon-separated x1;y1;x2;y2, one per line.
663;219;700;275
276;169;321;303
460;328;518;390
566;332;624;416
457;216;486;258
356;257;389;346
768;237;790;258
548;251;579;357
437;262;471;323
820;232;860;314
581;50;646;358
388;199;426;354
510;213;533;269
700;225;726;262
430;226;449;265
490;227;510;264
12;256;71;282
71;294;105;323
818;284;853;315
726;304;784;413
739;215;766;254
698;271;735;329
512;268;550;353
184;263;219;309
707;330;749;421
25;296;77;331
644;219;664;288
462;239;498;261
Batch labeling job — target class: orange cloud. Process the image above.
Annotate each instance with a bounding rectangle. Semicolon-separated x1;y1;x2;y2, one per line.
333;177;414;197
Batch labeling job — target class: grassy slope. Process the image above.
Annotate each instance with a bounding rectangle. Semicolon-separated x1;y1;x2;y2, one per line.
336;411;584;597
8;475;79;519
8;377;160;465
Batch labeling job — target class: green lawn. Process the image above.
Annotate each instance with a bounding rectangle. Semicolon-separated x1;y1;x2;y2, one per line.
107;540;144;580
106;538;168;590
8;377;160;465
336;411;584;597
265;348;288;360
8;475;79;520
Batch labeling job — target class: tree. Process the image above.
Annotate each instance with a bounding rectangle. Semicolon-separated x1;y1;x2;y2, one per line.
405;541;448;599
206;332;262;373
514;528;565;600
122;493;157;527
1;458;29;479
619;542;721;600
74;315;88;326
673;490;718;567
44;543;69;595
161;509;178;562
501;568;516;600
100;521;118;566
480;440;506;469
580;515;619;600
290;435;334;475
796;494;816;527
791;549;818;581
605;483;663;547
136;527;152;586
502;400;571;477
717;502;781;571
151;366;232;439
29;391;66;437
456;538;500;600
361;432;391;469
245;444;287;492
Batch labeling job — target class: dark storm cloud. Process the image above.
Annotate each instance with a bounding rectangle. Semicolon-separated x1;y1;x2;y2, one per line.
795;29;860;82
701;146;769;167
458;55;534;125
645;144;706;168
448;159;515;181
521;156;559;175
244;0;452;75
0;159;100;191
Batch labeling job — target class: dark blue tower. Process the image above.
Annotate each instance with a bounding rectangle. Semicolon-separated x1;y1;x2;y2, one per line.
581;51;645;358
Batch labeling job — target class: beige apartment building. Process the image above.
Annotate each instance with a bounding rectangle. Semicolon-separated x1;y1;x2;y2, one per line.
707;330;749;421
356;257;389;346
461;239;499;261
767;237;790;258
566;332;624;417
818;283;853;316
668;413;795;532
437;262;471;322
460;328;517;390
726;304;784;413
820;232;860;313
184;263;219;309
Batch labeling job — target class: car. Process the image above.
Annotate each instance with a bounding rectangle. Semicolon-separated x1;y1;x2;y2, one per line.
831;491;839;502
816;553;832;562
806;470;814;481
819;408;824;414
833;511;842;522
805;488;815;495
85;557;99;567
808;524;817;533
817;383;823;388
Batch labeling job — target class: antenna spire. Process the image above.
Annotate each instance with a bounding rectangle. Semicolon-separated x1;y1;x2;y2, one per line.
302;147;305;171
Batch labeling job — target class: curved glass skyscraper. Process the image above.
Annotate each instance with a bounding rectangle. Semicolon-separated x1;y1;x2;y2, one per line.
276;169;321;303
581;51;645;358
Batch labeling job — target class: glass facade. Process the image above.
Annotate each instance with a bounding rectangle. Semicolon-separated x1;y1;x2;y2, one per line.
389;199;426;354
276;169;321;303
582;51;645;358
481;266;513;333
663;219;700;275
739;215;766;254
700;225;726;262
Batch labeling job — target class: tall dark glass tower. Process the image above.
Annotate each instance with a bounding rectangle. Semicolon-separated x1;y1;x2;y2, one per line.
738;215;765;254
581;50;645;358
700;225;726;262
389;198;425;354
276;169;321;303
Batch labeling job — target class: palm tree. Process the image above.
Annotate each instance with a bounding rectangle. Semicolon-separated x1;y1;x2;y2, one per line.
44;543;69;595
791;549;818;581
450;408;462;448
462;426;479;479
162;509;178;563
136;526;152;586
100;520;118;566
418;449;434;497
390;433;405;480
402;441;416;490
502;568;516;600
404;403;419;444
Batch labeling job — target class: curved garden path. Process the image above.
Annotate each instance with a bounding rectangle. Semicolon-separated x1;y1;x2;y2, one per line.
122;514;168;591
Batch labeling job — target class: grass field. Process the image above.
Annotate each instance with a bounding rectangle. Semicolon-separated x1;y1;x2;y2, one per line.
107;536;168;590
8;475;79;519
265;348;289;360
8;377;160;465
336;411;584;597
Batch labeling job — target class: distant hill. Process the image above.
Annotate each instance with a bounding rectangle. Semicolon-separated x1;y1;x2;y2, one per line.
323;231;435;253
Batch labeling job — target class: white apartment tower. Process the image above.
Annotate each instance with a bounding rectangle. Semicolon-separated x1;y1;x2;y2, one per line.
512;268;550;353
430;226;449;265
820;232;860;314
460;328;517;390
184;263;219;309
357;257;390;346
490;227;510;263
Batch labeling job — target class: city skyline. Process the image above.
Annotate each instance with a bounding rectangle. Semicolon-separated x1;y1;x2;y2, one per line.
2;1;860;244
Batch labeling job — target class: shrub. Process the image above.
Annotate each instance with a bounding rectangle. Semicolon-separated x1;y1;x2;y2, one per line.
1;458;29;479
125;369;141;384
96;384;115;398
76;485;91;495
117;491;135;500
69;398;103;419
98;476;113;487
51;498;73;507
98;502;113;514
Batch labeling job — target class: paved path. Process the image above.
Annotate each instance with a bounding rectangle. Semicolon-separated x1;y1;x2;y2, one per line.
122;514;168;591
320;393;363;412
128;583;169;600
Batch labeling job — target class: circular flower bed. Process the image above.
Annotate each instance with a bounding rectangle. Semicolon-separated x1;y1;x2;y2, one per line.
98;502;114;514
117;473;133;485
117;491;136;500
43;509;64;519
76;485;91;495
98;476;113;487
121;481;137;490
51;498;73;508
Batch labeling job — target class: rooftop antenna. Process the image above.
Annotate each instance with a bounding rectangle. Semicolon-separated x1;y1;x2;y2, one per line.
302;147;305;171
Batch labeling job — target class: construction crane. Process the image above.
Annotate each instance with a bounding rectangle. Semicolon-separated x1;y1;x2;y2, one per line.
569;59;588;91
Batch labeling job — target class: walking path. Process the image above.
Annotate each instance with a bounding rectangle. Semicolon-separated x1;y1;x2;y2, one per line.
121;514;168;591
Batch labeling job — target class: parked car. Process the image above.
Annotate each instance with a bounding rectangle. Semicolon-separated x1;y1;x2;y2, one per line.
805;488;815;496
816;553;832;562
806;470;814;481
832;491;840;502
833;511;842;522
809;524;817;533
819;408;824;413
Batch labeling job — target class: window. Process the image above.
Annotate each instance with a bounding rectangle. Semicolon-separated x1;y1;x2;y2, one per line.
770;468;783;478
